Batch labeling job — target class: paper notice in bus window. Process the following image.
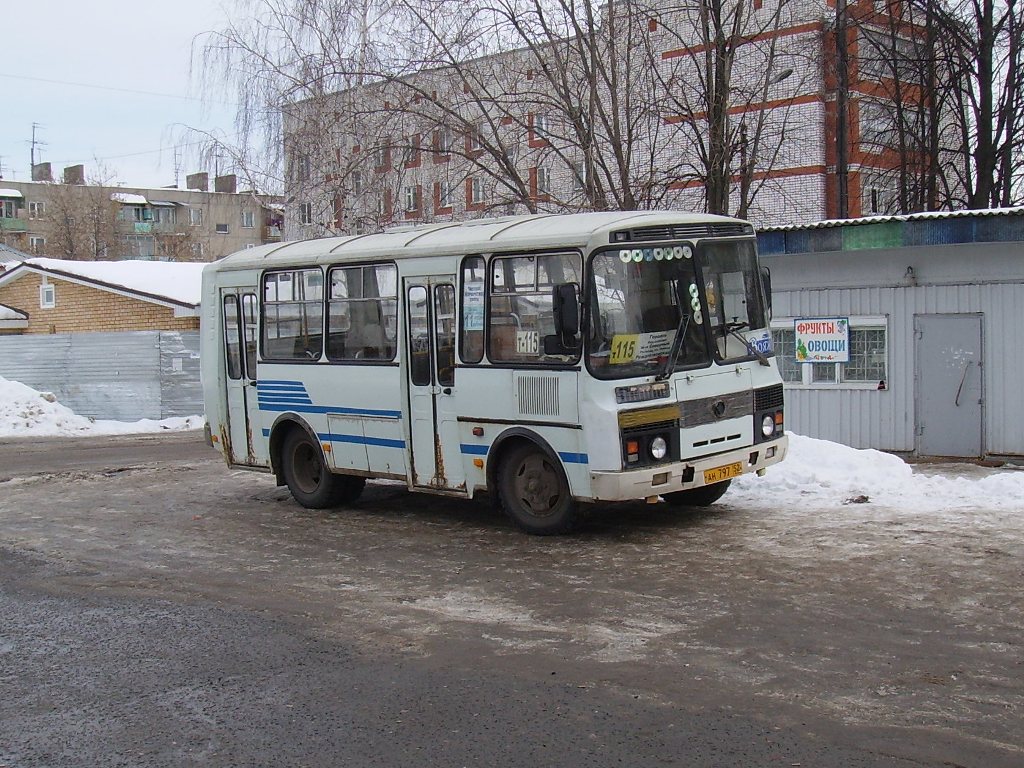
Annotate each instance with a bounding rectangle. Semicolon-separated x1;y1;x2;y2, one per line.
463;281;484;331
516;330;540;355
609;331;674;364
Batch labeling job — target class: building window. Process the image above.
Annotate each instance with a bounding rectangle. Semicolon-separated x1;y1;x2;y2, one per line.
29;236;45;255
154;207;176;225
216;223;230;234
467;127;484;153
299;202;313;225
404;185;420;213
469;176;485;205
536;166;551;197
124;235;156;258
189;207;204;227
436;126;453;155
296;154;311;182
241;210;255;228
438;180;453;209
191;242;206;259
533;112;551;141
0;200;15;218
571;161;585;193
771;317;888;387
40;282;56;309
352;170;363;195
29;201;45;219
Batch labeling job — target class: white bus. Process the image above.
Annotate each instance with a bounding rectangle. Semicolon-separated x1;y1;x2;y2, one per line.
202;211;787;534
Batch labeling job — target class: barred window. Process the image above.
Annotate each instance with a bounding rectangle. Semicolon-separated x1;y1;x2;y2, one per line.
770;329;801;383
772;318;887;387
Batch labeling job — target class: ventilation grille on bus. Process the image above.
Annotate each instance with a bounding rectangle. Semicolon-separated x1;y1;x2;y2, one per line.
611;222;753;243
754;384;785;411
517;376;560;417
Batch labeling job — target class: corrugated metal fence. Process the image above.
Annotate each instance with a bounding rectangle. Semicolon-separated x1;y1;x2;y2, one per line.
0;331;202;421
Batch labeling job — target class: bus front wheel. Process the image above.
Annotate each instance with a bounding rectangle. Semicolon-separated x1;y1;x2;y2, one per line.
498;442;578;535
663;479;732;508
282;429;365;509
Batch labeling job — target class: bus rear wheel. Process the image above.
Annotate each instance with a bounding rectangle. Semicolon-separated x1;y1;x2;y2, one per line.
663;479;732;508
282;429;365;509
498;442;578;535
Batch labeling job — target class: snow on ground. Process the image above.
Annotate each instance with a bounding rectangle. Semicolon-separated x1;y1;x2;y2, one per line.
733;433;1024;512
0;375;203;438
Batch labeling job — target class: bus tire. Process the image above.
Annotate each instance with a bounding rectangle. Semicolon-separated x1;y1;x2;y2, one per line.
663;479;732;508
498;442;578;535
282;429;365;509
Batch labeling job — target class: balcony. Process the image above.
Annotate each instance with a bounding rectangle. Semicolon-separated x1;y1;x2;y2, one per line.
0;217;28;233
134;222;154;234
262;225;283;242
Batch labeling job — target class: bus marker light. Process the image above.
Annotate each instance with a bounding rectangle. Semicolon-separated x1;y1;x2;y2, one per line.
472;427;484;437
473;458;484;469
322;443;332;453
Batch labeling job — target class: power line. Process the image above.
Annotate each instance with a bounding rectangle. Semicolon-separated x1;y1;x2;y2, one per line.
0;72;236;106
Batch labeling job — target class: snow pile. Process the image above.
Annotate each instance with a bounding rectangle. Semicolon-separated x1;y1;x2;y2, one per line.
733;433;1024;512
0;375;203;438
24;257;205;306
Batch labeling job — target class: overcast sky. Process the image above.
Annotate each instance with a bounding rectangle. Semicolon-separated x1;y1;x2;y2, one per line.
1;1;239;190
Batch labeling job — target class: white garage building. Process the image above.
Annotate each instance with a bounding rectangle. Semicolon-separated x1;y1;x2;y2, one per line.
759;208;1024;460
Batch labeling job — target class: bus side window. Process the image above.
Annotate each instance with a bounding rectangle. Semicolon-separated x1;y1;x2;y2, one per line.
460;256;485;364
223;295;242;380
435;284;456;386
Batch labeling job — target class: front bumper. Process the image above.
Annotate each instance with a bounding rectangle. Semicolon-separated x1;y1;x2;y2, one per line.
588;435;788;502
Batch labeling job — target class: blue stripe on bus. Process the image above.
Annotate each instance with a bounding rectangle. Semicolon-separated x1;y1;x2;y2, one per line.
318;432;405;449
258;395;314;404
459;443;588;465
257;403;402;419
257;428;403;450
558;452;589;464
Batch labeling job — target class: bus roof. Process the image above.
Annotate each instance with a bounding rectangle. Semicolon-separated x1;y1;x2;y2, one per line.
205;210;751;273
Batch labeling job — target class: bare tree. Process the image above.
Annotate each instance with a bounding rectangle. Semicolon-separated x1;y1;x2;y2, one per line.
849;0;1024;212
45;168;121;260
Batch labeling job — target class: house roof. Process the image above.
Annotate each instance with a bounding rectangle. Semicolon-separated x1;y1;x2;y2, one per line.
759;205;1024;232
0;302;27;321
0;258;205;309
0;243;31;266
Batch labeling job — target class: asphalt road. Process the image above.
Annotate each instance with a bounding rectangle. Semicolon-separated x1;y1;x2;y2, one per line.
0;432;1020;767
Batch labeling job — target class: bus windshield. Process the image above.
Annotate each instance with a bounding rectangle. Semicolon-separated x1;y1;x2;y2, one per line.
699;240;769;362
588;245;710;379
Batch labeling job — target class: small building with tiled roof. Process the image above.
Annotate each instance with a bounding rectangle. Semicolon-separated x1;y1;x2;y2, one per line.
0;258;204;335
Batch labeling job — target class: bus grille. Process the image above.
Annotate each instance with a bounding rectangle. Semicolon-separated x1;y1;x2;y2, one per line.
612;223;753;242
754;384;785;411
517;375;560;416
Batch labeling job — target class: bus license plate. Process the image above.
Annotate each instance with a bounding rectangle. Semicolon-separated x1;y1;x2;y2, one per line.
703;462;742;484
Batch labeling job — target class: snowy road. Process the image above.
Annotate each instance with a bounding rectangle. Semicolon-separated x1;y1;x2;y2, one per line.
0;432;1021;766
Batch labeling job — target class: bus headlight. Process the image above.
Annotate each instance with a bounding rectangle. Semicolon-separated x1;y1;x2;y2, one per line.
761;415;775;437
650;435;668;460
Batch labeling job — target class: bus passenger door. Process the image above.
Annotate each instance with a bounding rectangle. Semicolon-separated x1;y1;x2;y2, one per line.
405;279;466;491
221;291;263;466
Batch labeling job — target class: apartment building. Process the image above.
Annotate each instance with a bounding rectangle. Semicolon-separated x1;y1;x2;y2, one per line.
0;165;284;261
283;0;935;235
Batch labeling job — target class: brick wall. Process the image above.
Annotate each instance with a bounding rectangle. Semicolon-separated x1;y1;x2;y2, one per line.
0;272;199;334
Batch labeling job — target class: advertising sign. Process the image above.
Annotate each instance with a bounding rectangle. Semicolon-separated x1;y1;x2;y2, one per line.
794;317;850;363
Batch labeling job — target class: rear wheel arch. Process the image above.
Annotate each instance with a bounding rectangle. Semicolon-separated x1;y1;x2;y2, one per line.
268;415;319;486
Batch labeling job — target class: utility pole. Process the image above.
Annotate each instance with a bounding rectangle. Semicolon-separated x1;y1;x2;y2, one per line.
835;0;850;218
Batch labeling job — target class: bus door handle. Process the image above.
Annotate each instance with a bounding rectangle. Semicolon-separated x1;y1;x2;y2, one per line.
442;387;452;395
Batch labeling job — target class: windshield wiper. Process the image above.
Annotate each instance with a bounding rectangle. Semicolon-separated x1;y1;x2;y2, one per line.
724;322;770;366
656;309;691;381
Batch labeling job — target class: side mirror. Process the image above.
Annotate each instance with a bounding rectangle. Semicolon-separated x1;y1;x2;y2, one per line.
552;283;580;337
760;266;773;319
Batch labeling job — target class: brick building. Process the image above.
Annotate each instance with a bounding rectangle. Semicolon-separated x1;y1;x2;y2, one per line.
0;258;203;335
283;0;936;235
